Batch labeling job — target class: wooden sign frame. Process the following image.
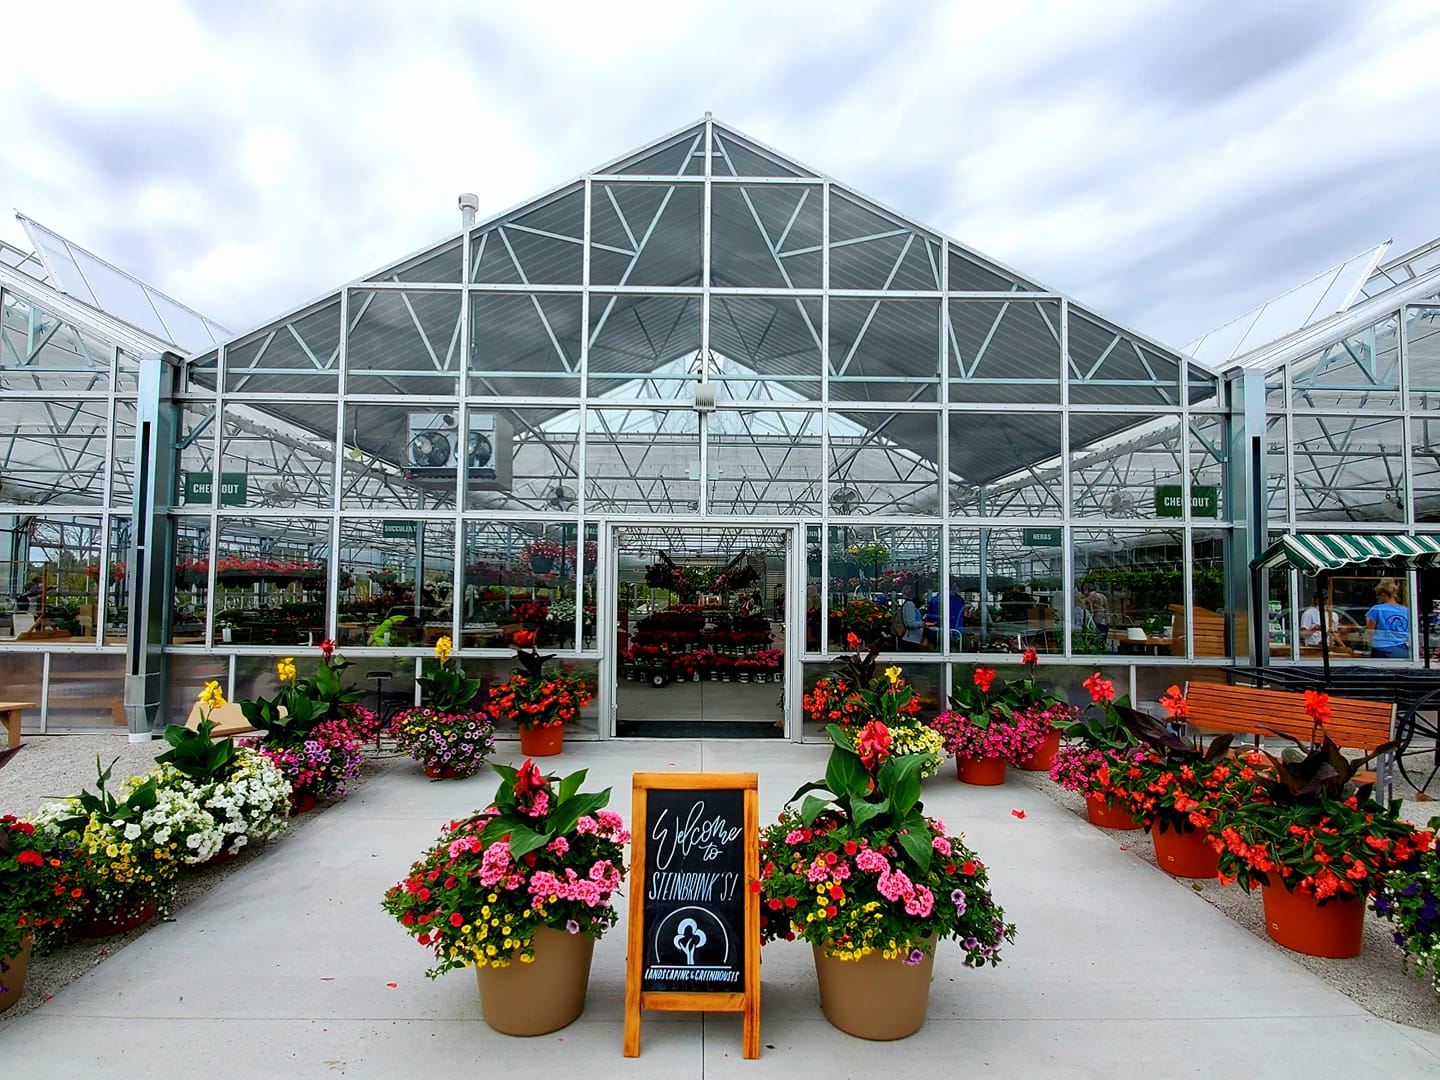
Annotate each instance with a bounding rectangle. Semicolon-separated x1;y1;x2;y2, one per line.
624;771;759;1059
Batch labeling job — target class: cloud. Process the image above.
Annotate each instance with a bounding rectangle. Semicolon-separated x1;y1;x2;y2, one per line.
3;0;1438;354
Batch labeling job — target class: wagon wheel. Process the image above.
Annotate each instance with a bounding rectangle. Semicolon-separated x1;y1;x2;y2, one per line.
1396;687;1440;797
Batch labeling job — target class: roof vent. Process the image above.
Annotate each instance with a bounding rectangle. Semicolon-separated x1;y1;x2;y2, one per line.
458;193;480;230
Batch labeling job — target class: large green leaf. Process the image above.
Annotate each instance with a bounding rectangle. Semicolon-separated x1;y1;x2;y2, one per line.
548;789;609;838
887;771;922;819
557;769;589;804
894;818;933;873
849;797;888;831
785;779;834;807
800;794;831;827
824;742;870;801
505;822;554;860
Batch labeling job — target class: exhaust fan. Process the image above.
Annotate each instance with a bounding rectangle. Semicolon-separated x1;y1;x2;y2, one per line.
405;412;513;490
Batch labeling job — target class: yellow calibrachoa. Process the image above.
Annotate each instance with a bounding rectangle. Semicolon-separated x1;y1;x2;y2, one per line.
434;636;453;664
199;680;226;710
277;657;297;682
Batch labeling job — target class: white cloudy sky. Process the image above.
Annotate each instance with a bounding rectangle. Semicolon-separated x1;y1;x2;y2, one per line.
3;0;1439;352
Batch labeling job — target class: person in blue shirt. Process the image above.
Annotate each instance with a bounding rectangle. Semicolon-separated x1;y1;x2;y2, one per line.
1366;579;1410;659
925;588;964;646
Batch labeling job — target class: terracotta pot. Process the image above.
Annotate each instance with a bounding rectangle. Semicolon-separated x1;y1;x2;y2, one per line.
423;764;465;779
955;754;1007;786
519;724;564;757
1085;794;1141;830
1015;728;1061;772
203;842;238;868
1260;883;1364;958
290;792;317;816
76;901;157;939
475;925;595;1035
811;941;936;1040
1151;825;1219;879
0;934;33;1012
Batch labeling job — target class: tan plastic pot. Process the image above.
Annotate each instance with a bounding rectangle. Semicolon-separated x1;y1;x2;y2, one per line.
811;940;936;1040
475;925;595;1036
0;934;34;1012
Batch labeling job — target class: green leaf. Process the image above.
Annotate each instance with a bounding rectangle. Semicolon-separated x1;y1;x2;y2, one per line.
557;769;589;804
849;797;888;830
505;822;553;860
825;742;870;800
894;822;933;873
800;794;831;827
785;779;834;807
888;772;922;819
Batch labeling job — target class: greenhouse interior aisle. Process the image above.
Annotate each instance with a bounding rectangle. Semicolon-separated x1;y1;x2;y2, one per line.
4;740;1440;1079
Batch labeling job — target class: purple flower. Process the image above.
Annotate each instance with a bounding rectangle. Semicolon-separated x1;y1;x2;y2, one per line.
566;920;581;934
903;948;925;966
950;888;967;916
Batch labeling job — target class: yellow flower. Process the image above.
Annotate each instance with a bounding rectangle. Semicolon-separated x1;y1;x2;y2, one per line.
199;681;226;709
434;636;453;663
884;666;902;687
277;658;297;682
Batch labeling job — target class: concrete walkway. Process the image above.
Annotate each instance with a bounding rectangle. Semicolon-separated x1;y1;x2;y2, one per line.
5;739;1440;1078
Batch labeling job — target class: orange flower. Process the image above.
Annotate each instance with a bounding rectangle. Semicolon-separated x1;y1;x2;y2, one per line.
1159;685;1188;719
1303;690;1331;728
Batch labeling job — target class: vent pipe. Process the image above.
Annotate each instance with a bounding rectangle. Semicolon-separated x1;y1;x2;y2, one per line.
458;192;479;231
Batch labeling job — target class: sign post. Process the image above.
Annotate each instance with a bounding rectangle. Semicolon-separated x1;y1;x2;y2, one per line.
624;772;759;1059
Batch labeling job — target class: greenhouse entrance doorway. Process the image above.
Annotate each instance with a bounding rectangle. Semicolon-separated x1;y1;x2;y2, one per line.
613;524;790;738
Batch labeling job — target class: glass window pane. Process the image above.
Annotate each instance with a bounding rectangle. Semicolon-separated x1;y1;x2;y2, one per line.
710;295;822;402
1291;414;1405;523
1;291;114;391
1;514;104;644
0;396;111;506
587;293;700;398
1068;313;1181;408
710;184;822;289
462;520;580;651
224;299;340;394
586;408;698;514
824;524;939;654
829;299;939;402
209;516;332;647
219;402;335;510
950;411;1062;517
949;300;1061;405
470;292;582;398
346;289;463;396
589;182;701;288
707;410;820;517
948;527;1065;654
829;410;940;518
1290;314;1400;410
1071;413;1184;520
336;519;454;650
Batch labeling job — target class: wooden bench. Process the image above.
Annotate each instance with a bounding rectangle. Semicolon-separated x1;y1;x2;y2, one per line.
0;700;35;750
182;700;267;739
1183;681;1396;797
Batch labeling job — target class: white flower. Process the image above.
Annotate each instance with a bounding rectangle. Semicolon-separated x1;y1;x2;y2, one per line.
124;823;143;841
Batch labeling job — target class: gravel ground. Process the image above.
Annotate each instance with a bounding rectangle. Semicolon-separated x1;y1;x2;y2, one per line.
4;736;1439;1032
0;734;409;1024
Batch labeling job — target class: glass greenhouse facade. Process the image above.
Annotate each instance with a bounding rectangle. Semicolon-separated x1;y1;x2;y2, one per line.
2;118;1438;739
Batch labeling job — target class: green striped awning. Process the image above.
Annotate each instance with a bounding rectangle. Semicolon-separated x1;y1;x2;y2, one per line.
1251;532;1440;573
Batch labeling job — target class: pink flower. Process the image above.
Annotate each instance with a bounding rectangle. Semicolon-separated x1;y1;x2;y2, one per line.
932;836;952;856
546;836;570;855
904;884;934;917
575;815;598;834
877;868;914;902
855;848;889;874
784;829;807;846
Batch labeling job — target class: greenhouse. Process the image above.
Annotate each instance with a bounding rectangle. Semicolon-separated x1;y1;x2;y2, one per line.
2;116;1439;740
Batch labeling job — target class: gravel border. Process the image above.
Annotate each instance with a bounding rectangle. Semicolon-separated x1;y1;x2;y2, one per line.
0;735;409;1025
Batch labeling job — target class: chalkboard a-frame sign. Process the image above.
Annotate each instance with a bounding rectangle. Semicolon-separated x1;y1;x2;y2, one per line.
623;772;759;1059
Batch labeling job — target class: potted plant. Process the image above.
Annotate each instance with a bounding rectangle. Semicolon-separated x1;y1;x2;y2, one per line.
32;756;193;936
381;759;629;1035
1;813;75;1011
522;538;563;575
1373;837;1440;1000
1210;693;1434;958
930;666;1034;786
1049;672;1147;829
821;646;941;778
1097;687;1236;879
391;636;495;779
484;630;593;756
759;722;1015;1039
150;706;291;861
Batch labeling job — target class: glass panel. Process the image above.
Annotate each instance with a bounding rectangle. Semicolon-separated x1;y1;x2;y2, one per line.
0;291;114;391
1291;414;1405;523
949;300;1061;405
1187;364;1220;407
1407;305;1440;410
218;402;335;510
114;346;140;394
829;410;940;517
713;131;813;178
829;192;940;291
1068;313;1181;408
1290;314;1401;409
950;411;1062;516
825;524;939;654
0;652;42;732
586;408;698;514
465;406;576;514
710;295;822;402
460;657;599;736
612;129;703;177
0;515;104;643
346;289;463;395
470;188;584;285
224;299;340;394
1070;413;1183;520
165;652;230;725
174;405;218;502
1265;415;1290;518
104;515;130;642
948;527;1064;655
462;519;582;653
171;516;210;644
1073;528;1230;658
707;410;821;517
1189;414;1228;520
336;519;454;650
46;652;125;731
1322;571;1414;660
948;246;1033;293
379;238;463;284
587;293;701;398
341;404;472;512
589;182;702;288
615;524;787;734
0;395;111;505
210;516;332;647
829;299;940;402
469;291;583;398
710;184;822;288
